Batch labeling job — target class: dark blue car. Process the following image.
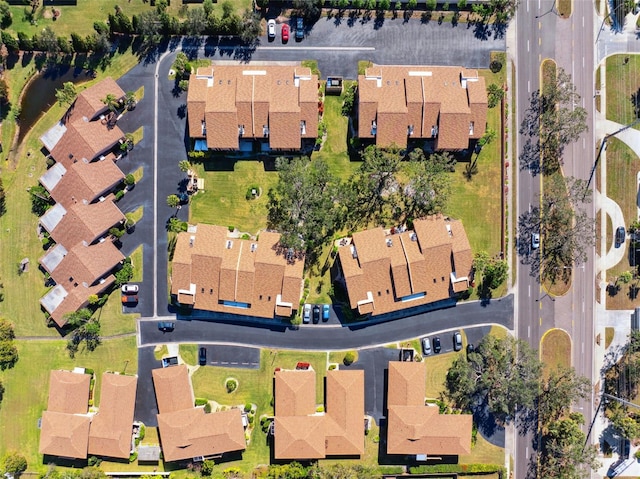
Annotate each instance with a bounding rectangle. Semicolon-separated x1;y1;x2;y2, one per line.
295;17;304;40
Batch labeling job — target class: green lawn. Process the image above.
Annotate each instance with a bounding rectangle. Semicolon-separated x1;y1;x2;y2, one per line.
540;328;571;376
0;337;137;471
604;137;639;306
5;0;251;38
179;343;198;365
130;244;144;283
189;161;278;235
606;54;640;129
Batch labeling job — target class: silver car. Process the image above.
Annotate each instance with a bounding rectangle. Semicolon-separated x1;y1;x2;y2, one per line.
121;284;139;294
303;304;311;324
267;19;276;38
422;337;432;356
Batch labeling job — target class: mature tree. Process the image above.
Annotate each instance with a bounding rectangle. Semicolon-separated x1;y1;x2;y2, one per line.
445;335;542;422
267;157;342;259
173;52;191;79
1;31;19;53
538;366;591;425
0;339;18;370
203;0;215;17
538;413;600;479
64;309;100;357
518;175;593;284
2;453;27;475
55;81;77;106
28;184;53;215
239;10;261;44
399;149;451;221
0;1;11;29
520;68;587;175
0;318;15;342
346;145;401;226
136;10;162;45
38;26;59;54
185;7;207;35
293;0;323;18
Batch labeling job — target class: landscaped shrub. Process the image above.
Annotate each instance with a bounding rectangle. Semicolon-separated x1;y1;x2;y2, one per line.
228;225;235;232
409;464;505;474
248;415;254;424
244;403;252;412
124;174;135;186
139;424;145;441
201;460;214;476
128;452;138;463
88;456;102;467
114;190;125;201
195;398;209;406
226;378;238;393
343;351;357;366
490;60;503;73
204;402;212;413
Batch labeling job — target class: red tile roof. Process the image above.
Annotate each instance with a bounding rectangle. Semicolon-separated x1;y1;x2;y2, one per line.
152;365;246;461
358;65;487;150
337;215;472;316
88;373;138;459
386;361;472;456
171;225;304;319
187;65;318;151
274;369;364;460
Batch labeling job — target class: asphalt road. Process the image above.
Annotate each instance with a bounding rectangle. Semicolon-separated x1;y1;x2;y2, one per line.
139;295;513;349
514;1;596;477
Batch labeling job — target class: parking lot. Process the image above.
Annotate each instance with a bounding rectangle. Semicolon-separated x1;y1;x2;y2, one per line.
198;344;260;369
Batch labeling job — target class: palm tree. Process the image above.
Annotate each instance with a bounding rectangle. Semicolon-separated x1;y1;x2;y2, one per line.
124;91;137;111
102;93;119;114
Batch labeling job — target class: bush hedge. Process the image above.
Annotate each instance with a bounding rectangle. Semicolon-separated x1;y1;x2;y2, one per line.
195;398;209;406
409;464;505;475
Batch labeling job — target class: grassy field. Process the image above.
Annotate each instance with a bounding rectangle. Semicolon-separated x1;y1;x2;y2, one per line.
459;433;505;465
604;137;640;309
130;244;144;283
540;328;571;375
5;0;252;38
0;337;137;471
606;54;640;130
189;160;278;235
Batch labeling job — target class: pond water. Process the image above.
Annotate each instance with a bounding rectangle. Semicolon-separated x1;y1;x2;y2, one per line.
18;66;93;143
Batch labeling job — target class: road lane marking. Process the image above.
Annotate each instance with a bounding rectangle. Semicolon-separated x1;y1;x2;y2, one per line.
582;343;585;354
528;285;531;297
539;317;542;326
528;326;531;337
528;80;530;92
258;46;375;51
583;16;585;27
527;40;530;52
526;446;529;458
527;0;529;11
538;37;542;46
539;21;542;30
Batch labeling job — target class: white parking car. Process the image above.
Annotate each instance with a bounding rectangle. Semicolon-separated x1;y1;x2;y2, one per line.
267;19;276;38
303;304;311;324
121;284;139;294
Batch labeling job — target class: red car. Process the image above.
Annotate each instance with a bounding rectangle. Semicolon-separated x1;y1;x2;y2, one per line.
281;24;290;42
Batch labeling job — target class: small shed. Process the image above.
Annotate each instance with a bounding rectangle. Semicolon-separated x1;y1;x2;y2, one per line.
325;77;343;95
137;445;161;463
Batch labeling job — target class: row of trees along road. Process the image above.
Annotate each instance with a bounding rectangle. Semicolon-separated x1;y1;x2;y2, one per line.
517;66;592;285
267;147;454;263
444;334;599;478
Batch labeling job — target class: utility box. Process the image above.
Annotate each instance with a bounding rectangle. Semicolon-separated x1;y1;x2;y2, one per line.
326;77;344;95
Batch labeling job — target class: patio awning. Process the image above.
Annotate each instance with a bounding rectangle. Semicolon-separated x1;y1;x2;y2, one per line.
194;139;208;152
